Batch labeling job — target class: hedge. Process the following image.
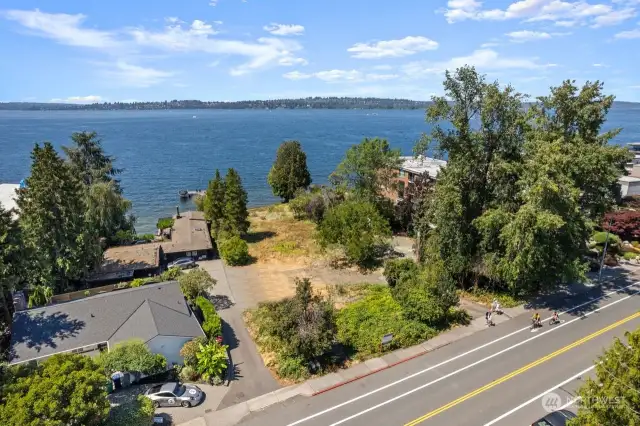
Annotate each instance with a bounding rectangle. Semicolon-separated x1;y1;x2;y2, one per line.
195;296;222;338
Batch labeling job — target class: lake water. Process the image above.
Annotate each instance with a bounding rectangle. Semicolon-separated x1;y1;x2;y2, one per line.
2;106;640;233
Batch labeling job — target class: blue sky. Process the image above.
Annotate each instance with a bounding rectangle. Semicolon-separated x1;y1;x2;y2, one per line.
1;0;640;103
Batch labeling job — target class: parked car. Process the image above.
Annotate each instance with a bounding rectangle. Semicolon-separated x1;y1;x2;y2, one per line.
531;409;577;426
167;257;196;270
144;382;203;408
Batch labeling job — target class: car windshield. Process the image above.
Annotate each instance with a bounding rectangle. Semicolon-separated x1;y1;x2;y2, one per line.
174;384;187;396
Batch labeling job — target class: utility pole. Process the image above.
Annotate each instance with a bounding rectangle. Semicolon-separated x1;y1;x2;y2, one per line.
598;217;614;285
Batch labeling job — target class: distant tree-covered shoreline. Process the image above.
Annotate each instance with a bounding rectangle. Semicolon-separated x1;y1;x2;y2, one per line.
0;97;431;111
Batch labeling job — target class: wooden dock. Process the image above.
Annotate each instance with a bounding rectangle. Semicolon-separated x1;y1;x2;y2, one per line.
179;190;205;199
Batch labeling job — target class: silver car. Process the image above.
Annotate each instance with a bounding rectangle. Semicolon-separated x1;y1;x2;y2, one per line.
167;257;196;270
144;382;204;408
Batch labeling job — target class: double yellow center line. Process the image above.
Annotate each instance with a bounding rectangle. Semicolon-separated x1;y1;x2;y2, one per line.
404;310;640;426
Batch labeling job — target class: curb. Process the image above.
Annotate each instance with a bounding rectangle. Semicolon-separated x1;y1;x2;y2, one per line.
310;340;455;396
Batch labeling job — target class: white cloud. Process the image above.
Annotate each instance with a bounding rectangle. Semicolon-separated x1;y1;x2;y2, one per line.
592;63;608;67
480;42;500;47
506;30;571;41
442;0;636;27
372;64;393;70
50;95;102;103
263;23;305;36
615;27;640;37
209;0;218;5
101;61;174;87
591;7;636;26
402;48;555;79
348;36;438;59
283;69;399;83
130;20;306;75
3;9;306;78
3;9;119;48
506;30;552;41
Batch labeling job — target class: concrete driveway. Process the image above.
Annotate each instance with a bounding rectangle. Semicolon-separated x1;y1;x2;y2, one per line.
197;260;281;408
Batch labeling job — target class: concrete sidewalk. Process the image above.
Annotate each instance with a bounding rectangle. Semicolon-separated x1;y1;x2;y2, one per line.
177;266;640;426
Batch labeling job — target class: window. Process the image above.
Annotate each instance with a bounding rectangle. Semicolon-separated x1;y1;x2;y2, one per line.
398;170;405;178
157;392;174;398
97;343;108;352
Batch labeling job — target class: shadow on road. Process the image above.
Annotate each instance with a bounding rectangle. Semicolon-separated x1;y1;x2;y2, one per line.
524;268;639;318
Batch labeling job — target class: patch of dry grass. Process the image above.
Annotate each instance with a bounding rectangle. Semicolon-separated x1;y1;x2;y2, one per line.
246;204;322;263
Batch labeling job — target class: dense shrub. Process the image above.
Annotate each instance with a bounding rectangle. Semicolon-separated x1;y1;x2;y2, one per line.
391;262;459;326
196;342;228;382
289;191;314;220
160;266;183;281
249;279;335;368
179;365;198;382
336;286;436;358
623;251;638;260
178;269;216;301
317;199;391;266
156;217;174;230
218;235;250;266
383;258;419;288
592;231;621;246
275;354;310;381
105;395;154;426
98;339;167;375
195;296;223;338
603;210;640;242
305;196;326;223
180;336;208;367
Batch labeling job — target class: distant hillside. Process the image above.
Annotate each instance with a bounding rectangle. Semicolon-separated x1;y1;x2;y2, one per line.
0;97;431;111
1;98;637;112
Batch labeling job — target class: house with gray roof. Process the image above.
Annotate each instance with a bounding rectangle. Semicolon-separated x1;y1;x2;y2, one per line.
9;281;205;366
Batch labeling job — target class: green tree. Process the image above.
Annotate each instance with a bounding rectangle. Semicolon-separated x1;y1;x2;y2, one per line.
317;199;391;266
63;132;134;244
16;143;102;292
267;140;312;202
0;205;24;324
569;327;640;426
180;336;208;368
0;353;109;426
63;131;122;187
105;395;154;426
203;169;226;237
222;168;249;235
98;339;166;375
330;137;401;202
178;269;216;302
27;285;53;308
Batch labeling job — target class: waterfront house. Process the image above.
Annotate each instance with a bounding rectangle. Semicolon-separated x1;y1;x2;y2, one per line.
87;243;163;285
383;156;447;203
9;281;205;366
160;210;215;263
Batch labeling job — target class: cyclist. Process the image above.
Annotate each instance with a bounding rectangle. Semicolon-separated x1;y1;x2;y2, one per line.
532;312;541;328
552;311;559;323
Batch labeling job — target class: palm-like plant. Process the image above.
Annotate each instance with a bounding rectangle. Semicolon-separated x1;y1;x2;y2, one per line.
195;342;228;381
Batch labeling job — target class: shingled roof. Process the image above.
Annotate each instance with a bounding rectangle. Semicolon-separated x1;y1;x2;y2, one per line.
9;281;204;364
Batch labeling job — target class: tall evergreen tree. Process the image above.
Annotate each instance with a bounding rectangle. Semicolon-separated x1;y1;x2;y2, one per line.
267;140;312;202
0;205;24;323
63;131;134;244
204;169;226;237
16;143;101;292
63;131;122;188
222;168;249;235
569;327;640;425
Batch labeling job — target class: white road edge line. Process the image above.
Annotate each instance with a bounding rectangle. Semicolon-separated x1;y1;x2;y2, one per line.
325;289;640;426
285;281;640;426
483;367;591;425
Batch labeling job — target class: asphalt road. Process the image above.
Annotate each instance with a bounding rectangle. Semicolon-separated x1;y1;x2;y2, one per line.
239;280;640;426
